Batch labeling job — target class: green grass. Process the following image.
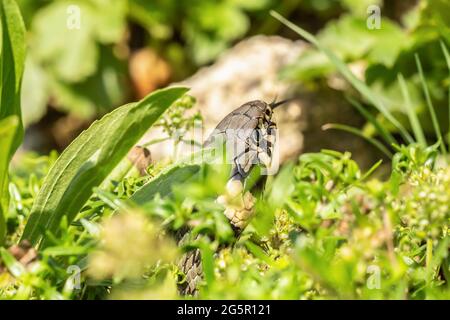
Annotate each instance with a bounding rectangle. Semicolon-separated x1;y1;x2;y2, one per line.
1;144;449;299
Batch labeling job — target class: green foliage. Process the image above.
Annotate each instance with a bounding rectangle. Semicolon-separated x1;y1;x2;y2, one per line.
1;130;450;300
2;128;450;299
201;148;448;299
21;87;188;247
285;14;406;80
19;0;128;120
283;0;450;141
16;0;278;123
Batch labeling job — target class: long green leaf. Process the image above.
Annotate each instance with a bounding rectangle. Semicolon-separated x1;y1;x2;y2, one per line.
0;0;25;155
441;41;450;73
271;11;414;145
130;148;219;205
397;73;427;147
0;116;18;245
131;165;200;205
415;54;446;155
21;87;189;246
441;41;450;144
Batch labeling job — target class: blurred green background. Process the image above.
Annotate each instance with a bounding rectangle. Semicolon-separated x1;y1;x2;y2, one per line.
17;0;450;152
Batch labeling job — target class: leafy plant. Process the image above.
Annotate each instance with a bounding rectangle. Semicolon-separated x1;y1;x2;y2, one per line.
283;0;450;143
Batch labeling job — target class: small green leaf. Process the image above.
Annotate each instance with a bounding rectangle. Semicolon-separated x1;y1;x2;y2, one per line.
0;116;19;245
198;239;215;288
93;187;132;211
245;241;272;265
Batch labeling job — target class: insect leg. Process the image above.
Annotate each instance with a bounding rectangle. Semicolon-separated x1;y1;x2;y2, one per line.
231;146;251;181
257;123;277;168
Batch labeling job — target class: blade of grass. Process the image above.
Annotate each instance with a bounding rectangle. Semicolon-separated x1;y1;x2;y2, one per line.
271;11;414;145
0;0;26;155
361;159;383;181
93;188;133;212
398;73;427;147
415;53;446;155
346;95;396;146
425;239;433;283
322;123;393;158
440;41;450;145
196;239;215;289
245;241;273;265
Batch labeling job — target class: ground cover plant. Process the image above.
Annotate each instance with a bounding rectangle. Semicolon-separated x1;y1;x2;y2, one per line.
0;0;449;300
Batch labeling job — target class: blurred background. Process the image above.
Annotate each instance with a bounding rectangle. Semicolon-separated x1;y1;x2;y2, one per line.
17;0;449;166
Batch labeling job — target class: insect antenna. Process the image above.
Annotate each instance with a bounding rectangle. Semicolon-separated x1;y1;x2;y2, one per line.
270;97;296;109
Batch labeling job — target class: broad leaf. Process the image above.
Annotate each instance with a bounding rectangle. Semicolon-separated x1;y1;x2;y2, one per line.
0;0;26;156
131;165;200;205
0;116;19;245
21;87;188;246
